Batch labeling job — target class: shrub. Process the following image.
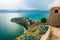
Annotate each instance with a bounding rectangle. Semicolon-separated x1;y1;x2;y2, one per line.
30;22;35;25
23;34;35;40
41;18;47;23
56;25;60;28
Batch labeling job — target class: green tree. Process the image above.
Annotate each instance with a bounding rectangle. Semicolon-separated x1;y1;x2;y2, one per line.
41;18;47;23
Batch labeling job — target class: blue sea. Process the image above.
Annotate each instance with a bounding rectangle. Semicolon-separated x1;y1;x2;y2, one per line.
0;10;50;40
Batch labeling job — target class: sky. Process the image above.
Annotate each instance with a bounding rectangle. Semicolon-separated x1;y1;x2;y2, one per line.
0;0;60;10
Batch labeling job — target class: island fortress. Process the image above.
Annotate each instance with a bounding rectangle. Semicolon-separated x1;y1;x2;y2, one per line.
48;7;60;26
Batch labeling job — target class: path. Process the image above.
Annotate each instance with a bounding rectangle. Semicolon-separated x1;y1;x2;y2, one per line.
49;27;60;40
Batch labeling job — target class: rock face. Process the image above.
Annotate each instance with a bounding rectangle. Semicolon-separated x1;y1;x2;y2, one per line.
48;7;60;26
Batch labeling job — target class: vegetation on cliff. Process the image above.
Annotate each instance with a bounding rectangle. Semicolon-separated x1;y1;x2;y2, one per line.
39;26;49;35
11;17;49;40
15;25;49;40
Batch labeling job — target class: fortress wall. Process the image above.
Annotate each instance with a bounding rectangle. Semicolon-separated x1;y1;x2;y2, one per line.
48;7;60;26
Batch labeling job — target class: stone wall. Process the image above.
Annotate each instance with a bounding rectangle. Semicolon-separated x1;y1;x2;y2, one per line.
48;7;60;26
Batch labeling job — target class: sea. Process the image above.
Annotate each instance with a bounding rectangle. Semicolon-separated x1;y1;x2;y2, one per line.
0;10;50;40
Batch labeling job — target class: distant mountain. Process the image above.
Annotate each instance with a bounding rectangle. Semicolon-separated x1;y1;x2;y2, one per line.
0;10;50;13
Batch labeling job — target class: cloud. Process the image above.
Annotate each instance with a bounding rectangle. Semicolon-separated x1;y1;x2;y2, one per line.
0;0;53;10
17;0;36;10
25;0;52;10
0;0;36;10
0;0;20;10
48;0;60;9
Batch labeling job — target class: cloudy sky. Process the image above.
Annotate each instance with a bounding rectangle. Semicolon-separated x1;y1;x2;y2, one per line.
0;0;60;10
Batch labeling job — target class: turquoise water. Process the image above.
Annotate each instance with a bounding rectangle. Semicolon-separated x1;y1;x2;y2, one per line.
0;11;50;40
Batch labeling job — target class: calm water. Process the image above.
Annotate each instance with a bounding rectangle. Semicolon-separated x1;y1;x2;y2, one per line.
0;11;50;40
